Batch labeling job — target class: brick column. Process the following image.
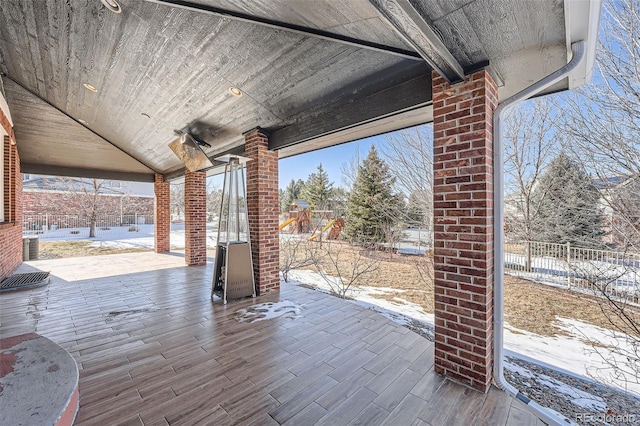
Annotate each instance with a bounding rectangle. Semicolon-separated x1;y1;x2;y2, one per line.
154;173;170;253
184;169;207;266
244;127;279;295
432;70;498;392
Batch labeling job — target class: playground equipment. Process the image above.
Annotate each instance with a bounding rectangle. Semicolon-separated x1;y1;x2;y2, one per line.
309;219;335;241
309;218;344;241
278;199;344;240
211;155;255;304
278;217;296;230
279;199;312;233
327;218;345;240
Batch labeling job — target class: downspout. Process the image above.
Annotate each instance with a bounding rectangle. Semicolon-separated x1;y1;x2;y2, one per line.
493;40;586;425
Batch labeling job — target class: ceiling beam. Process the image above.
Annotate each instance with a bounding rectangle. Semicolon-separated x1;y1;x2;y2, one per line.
268;73;432;151
368;0;465;83
21;163;156;183
144;0;422;61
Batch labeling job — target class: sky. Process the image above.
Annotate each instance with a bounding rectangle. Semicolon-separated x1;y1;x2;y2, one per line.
206;123;431;191
278;134;384;189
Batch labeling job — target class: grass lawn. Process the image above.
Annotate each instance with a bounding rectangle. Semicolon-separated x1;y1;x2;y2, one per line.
39;241;151;259
280;239;639;338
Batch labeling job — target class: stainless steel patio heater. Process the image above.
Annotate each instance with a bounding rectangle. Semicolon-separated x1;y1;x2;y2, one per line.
211;155;255;304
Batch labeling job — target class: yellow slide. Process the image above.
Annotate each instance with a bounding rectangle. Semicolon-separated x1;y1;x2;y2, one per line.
278;217;296;230
309;220;335;241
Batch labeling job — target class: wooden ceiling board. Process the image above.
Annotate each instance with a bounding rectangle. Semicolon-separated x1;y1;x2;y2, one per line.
1;0;417;176
190;0;413;51
453;0;567;98
4;79;155;176
0;0;586;180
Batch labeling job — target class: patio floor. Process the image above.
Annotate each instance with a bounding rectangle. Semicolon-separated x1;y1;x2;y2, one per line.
0;252;544;425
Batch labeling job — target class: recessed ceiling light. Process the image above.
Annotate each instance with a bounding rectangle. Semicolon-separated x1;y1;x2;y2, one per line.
229;87;242;97
100;0;122;13
83;83;98;92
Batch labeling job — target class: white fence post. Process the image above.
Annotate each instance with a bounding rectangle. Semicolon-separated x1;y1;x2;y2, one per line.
566;242;571;289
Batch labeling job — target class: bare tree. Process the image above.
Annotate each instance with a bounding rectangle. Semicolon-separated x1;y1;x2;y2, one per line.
558;0;640;251
551;0;640;391
503;100;558;243
170;183;185;221
279;236;319;283
380;126;434;239
313;240;380;298
55;177;107;238
206;180;223;223
568;258;640;392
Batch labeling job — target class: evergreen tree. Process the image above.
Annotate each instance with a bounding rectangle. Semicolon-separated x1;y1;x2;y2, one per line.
300;164;333;210
531;152;605;247
280;179;305;212
345;145;401;244
329;187;348;217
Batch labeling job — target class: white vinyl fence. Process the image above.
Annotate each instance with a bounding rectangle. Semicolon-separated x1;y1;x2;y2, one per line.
505;241;640;306
23;213;154;239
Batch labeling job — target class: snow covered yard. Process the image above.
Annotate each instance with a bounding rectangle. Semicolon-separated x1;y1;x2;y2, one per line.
37;222;222;255
284;268;640;424
36;230;640;423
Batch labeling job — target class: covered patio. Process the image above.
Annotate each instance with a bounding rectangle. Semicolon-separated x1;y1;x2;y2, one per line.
0;0;602;423
1;252;542;425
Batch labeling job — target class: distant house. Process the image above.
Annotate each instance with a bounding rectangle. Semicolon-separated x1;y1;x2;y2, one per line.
503;175;640;247
23;175;154;219
594;175;640;247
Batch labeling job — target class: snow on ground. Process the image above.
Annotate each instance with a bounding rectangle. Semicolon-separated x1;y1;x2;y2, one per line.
40;227;640;407
36;223;223;250
505;252;639;297
504;359;608;411
235;300;302;323
287;269;434;325
503;318;640;397
288;268;640;399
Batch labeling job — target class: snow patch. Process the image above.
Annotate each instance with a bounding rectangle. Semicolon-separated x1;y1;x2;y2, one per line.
235;300;302;323
288;267;640;398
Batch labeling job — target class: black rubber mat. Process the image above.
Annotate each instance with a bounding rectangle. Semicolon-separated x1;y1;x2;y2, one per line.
0;272;50;293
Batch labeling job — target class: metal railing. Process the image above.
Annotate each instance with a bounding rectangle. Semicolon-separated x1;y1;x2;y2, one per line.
505;241;640;306
22;213;154;239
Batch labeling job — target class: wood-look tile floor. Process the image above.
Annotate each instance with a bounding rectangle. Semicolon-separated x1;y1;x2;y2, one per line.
0;252;545;425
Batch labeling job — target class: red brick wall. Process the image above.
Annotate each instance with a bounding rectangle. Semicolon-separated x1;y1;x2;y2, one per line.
154;173;170;253
184;170;206;265
23;191;153;216
1;106;23;281
245;128;279;295
432;70;498;392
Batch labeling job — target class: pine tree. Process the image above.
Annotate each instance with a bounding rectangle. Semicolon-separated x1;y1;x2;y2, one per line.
300;164;333;210
531;152;605;247
345;145;401;244
280;179;305;212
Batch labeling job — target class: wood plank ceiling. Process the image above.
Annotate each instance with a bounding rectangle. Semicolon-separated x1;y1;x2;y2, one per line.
0;0;568;181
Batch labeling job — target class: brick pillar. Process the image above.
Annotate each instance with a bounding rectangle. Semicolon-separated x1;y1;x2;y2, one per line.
184;169;207;266
154;173;170;253
244;128;279;295
432;70;498;392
